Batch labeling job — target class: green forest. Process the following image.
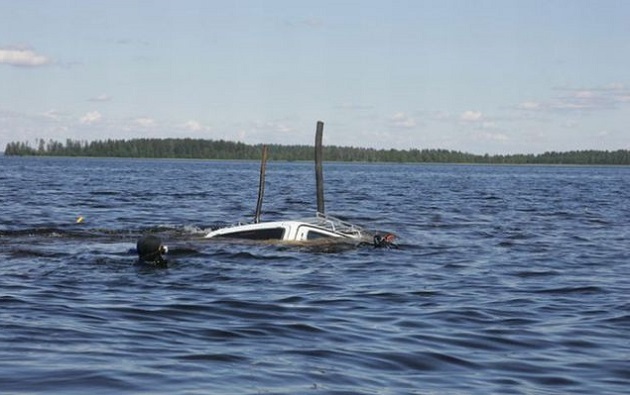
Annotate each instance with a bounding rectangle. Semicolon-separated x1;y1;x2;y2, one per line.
4;138;630;165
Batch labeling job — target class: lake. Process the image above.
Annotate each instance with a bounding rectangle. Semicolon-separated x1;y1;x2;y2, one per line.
1;156;628;394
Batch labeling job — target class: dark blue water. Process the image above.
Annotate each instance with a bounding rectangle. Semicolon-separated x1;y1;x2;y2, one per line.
1;156;628;394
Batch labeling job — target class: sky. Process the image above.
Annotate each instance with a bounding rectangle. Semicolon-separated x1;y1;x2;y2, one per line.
1;0;629;154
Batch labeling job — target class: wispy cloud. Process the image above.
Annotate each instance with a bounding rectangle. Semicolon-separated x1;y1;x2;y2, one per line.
475;131;508;142
88;94;112;102
228;119;305;145
133;117;156;128
255;120;296;134
181;120;213;133
460;110;484;122
80;111;102;125
517;83;630;113
183;120;203;132
516;102;542;111
43;109;63;120
0;47;51;67
389;112;417;128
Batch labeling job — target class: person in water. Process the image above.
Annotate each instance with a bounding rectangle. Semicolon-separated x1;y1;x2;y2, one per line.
373;233;397;249
136;235;168;266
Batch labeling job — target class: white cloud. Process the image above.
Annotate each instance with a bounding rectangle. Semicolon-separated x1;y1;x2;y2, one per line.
183;120;203;131
482;121;498;129
133;117;156;128
80;111;102;125
89;94;112;102
43;109;62;120
181;120;214;135
574;90;595;99
390;112;416;128
0;48;51;67
273;122;294;133
477;131;508;141
517;102;541;110
232;119;304;145
255;120;296;134
518;83;630;113
460;110;483;122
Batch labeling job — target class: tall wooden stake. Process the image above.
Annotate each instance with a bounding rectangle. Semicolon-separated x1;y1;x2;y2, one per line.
254;145;268;223
315;121;325;214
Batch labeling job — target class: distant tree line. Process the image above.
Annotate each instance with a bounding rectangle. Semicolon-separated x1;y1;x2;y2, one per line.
4;138;630;165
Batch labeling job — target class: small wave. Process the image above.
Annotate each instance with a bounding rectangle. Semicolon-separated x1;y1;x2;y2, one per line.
512;269;561;278
0;295;27;305
527;375;580;386
8;248;70;259
0;369;138;393
560;338;600;349
176;353;247;363
0;227;80;238
90;190;120;196
362;350;480;372
274;295;306;304
211;248;295;261
533;285;606;295
600;314;630;325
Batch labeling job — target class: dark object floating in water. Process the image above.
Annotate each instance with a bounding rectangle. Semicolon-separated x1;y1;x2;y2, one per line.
373;233;397;249
136;235;168;266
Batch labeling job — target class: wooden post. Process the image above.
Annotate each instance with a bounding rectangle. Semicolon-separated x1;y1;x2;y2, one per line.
314;121;325;214
254;145;268;223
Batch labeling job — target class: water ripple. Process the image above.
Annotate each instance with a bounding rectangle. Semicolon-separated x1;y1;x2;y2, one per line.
1;158;629;394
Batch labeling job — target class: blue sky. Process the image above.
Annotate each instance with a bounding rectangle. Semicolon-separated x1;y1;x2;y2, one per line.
1;0;629;154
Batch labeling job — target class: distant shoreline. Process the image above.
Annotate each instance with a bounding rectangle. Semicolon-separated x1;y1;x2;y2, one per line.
4;156;630;168
4;138;630;165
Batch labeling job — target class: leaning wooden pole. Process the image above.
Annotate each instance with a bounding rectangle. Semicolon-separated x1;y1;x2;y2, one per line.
314;121;325;214
254;144;268;223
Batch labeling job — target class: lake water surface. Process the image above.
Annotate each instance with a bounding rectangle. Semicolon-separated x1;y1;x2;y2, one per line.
1;157;628;394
